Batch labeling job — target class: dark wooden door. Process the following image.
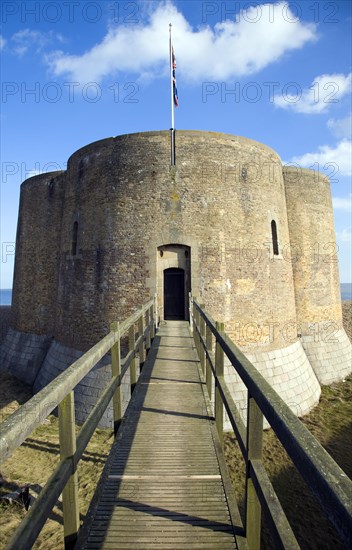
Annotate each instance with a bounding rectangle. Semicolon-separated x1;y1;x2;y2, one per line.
164;268;185;320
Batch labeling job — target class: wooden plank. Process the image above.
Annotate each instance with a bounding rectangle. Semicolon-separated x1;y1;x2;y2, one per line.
77;321;241;550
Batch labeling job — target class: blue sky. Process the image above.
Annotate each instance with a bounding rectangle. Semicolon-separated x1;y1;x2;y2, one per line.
1;0;351;288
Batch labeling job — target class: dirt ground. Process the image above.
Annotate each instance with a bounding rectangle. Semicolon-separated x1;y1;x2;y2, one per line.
0;374;114;549
342;300;352;340
0;302;351;548
224;374;352;550
225;301;352;550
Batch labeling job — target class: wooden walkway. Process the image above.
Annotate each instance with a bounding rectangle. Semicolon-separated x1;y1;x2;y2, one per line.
78;321;244;549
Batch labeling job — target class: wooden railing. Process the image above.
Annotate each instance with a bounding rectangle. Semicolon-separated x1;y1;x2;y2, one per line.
0;298;156;550
190;296;352;550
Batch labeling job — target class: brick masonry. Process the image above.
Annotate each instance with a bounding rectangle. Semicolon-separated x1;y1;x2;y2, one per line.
0;327;52;385
223;339;322;429
1;130;351;427
33;340;132;427
301;326;351;385
0;306;12;343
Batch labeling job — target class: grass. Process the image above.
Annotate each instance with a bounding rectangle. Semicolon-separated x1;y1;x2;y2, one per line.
223;300;352;549
224;376;352;550
0;372;113;549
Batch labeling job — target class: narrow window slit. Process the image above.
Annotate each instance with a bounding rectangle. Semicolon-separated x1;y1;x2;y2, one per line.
72;221;78;256
271;220;279;256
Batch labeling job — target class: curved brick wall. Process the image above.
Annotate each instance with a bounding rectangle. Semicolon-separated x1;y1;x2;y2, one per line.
55;134;163;349
12;171;65;335
55;131;299;353
50;130;321;420
8;129;350;426
284;166;352;383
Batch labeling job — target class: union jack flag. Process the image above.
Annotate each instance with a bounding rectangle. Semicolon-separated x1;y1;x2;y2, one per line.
172;47;179;107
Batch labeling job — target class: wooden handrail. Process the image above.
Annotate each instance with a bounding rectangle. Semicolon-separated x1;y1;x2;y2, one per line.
1;297;156;550
190;296;352;549
0;299;153;465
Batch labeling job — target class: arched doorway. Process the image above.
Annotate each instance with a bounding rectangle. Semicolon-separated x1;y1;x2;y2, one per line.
157;244;191;321
164;268;185;320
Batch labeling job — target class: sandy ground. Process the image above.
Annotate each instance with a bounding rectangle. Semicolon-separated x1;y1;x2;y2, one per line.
0;302;351;548
0;374;114;549
224;301;352;550
342;300;352;340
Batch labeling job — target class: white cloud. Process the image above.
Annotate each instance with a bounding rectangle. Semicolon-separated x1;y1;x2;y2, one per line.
46;1;316;83
11;29;64;57
336;229;352;244
26;169;42;178
328;114;352;139
333;194;352;212
0;35;6;51
274;73;352;114
289;140;352;177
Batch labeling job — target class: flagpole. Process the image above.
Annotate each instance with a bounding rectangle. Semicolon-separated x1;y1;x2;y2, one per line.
169;23;175;130
169;23;175;165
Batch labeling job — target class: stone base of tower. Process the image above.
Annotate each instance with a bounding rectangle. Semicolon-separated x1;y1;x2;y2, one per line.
33;340;132;427
0;329;132;428
300;324;352;385
223;340;321;430
1;325;350;430
0;328;52;385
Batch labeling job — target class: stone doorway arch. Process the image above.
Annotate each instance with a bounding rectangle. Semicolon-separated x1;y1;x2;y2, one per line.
157;244;191;321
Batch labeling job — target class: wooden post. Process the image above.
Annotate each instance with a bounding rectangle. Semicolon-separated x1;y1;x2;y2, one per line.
215;321;224;446
192;300;199;354
199;305;206;378
145;308;151;351
58;392;80;549
205;324;213;401
192;301;196;348
189;293;193;333
245;395;263;550
129;323;137;393
110;322;122;435
138;313;146;368
153;293;158;333
150;303;154;340
195;308;200;358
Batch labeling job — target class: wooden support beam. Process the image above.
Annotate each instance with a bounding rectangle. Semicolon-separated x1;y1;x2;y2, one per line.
205;324;213;402
138;313;146;367
245;395;263;550
58;392;80;550
199;305;206;379
192;301;197;350
195;308;200;358
153;293;158;334
215;321;224;446
129;323;137;393
189;292;193;333
145;308;151;351
110;322;122;435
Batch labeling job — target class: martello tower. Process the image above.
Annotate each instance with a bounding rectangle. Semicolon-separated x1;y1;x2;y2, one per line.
1;130;351;425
